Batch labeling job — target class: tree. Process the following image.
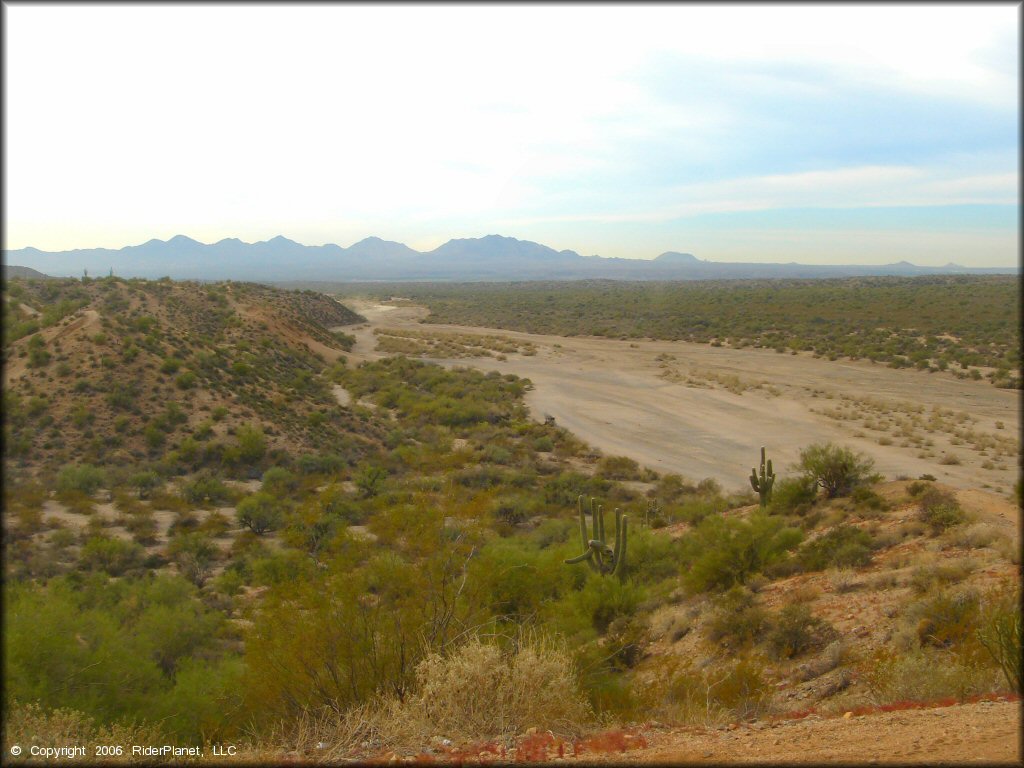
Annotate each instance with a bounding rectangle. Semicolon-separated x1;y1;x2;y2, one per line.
798;443;878;499
236;492;282;535
167;533;219;587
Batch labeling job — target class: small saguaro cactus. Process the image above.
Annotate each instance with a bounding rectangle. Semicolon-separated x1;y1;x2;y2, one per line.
750;446;776;508
564;495;628;580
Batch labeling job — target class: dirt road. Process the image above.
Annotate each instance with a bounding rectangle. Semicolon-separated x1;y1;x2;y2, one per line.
563;699;1021;765
337;300;1019;494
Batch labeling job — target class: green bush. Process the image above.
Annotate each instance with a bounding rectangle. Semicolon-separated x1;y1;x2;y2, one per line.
679;512;802;593
766;603;836;660
56;464;106;496
260;466;298;497
595;455;642;480
128;471;161;500
236;492;283;535
234;424;267;466
80;537;145;576
706;586;769;648
768;475;819;516
851;486;888;511
977;587;1022;692
181;472;233;506
798;525;875;571
912;589;980;649
798;443;878;498
573;575;646;634
918;488;966;534
167;533;219;587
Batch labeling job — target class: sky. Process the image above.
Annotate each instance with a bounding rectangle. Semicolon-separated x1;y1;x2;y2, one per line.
4;3;1019;266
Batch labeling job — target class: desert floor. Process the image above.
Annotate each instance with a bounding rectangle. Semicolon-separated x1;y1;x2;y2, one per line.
338;299;1019;497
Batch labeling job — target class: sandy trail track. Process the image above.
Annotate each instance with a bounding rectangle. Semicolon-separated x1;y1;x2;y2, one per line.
574;699;1021;765
338;300;1019;494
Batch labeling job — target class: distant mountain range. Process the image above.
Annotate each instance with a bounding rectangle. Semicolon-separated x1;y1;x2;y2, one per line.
3;234;1017;282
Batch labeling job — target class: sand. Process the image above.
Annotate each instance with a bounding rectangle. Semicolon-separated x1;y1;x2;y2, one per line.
337;300;1019;495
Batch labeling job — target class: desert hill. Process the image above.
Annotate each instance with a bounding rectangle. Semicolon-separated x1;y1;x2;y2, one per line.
3;276;371;479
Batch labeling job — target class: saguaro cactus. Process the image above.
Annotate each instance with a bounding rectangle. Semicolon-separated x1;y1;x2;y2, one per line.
564;495;628;580
750;446;776;508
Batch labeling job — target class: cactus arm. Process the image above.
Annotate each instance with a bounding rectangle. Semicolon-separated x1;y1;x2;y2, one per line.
564;550;594;565
612;515;628;580
577;496;589;550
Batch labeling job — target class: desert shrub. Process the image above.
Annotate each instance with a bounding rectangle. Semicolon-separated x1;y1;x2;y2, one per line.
2;702;166;761
768;475;818;516
827;568;860;593
706;586;769;649
679;512;802;593
596;455;642;481
124;510;159;545
160;357;183;374
863;648;999;705
236;492;283;535
233;424;267;466
906;480;931;497
918;488;966;534
181;472;233;507
355;465;387;498
948;523;1004;550
413;634;590;739
128;470;162;499
533;436;554;452
664;655;773;723
605;615;651;669
911;589;981;649
260;466;298;497
174;371;197;390
5;575;239;740
166;533;219;587
977;587;1022;692
296;452;345;475
56;463;106;496
542;472;612;507
908;558;976;594
199;510;232;537
79;537;145;576
627;528;681;584
573;575;646;634
797;525;875;571
851;485;888;511
765;604;836;660
243;534;476;724
798;443;878;498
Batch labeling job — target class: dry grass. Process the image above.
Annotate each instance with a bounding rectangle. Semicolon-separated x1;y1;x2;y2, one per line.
2;702;169;764
261;631;592;760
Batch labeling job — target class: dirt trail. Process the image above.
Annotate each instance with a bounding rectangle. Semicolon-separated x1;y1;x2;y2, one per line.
4;309;101;381
574;699;1021;765
339;299;1019;495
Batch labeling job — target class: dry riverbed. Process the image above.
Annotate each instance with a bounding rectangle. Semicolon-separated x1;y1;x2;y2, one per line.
335;299;1019;495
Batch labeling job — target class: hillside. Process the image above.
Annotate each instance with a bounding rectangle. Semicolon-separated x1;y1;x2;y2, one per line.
3;276;370;479
1;276;1019;765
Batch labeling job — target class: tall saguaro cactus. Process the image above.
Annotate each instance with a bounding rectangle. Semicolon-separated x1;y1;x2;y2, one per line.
750;446;776;508
564;495;628;580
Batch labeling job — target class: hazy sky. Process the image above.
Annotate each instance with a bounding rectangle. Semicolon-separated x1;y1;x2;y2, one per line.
4;4;1019;265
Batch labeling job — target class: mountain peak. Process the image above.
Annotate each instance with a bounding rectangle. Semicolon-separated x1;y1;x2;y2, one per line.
655;251;699;263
